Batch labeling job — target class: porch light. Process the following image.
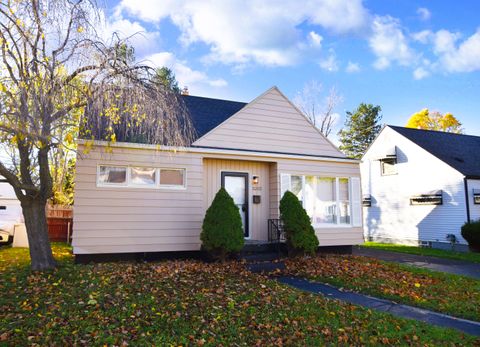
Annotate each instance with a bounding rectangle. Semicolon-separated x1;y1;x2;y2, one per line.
252;175;259;185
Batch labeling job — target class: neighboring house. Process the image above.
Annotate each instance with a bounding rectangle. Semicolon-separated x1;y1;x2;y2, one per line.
0;175;23;243
72;87;363;260
361;125;480;249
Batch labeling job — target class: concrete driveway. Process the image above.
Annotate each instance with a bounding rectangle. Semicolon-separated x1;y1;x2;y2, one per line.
354;247;480;279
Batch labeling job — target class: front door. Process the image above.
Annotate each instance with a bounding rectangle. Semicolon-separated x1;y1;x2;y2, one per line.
221;172;249;238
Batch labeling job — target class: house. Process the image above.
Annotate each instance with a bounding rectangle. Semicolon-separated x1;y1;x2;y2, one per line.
0;175;23;244
72;86;363;260
361;125;480;250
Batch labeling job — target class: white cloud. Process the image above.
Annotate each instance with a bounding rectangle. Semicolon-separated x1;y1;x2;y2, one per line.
308;31;323;47
102;18;160;57
417;7;431;21
319;50;338;72
437;29;480;72
413;67;429;79
117;0;369;66
411;30;433;44
145;52;228;90
433;29;460;54
369;15;416;70
346;61;361;73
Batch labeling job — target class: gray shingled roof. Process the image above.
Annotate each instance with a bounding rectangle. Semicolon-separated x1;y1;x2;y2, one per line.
390;125;480;178
182;95;247;140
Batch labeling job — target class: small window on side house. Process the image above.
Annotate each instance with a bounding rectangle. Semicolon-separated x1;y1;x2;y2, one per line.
410;191;443;205
98;166;127;185
160;169;185;187
381;158;397;176
473;189;480;204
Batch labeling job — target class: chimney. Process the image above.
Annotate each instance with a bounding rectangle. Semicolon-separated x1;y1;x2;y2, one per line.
181;86;189;95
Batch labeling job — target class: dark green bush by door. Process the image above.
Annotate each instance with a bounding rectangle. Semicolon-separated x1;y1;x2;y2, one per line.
201;188;244;261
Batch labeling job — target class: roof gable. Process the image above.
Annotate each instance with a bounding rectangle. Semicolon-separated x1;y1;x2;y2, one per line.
192;86;345;158
389;125;480;178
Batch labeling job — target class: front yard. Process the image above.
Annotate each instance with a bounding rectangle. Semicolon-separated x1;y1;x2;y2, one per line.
284;254;480;321
1;244;479;346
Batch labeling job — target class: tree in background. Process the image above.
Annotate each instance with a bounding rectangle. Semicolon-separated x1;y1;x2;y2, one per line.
338;103;382;159
0;0;194;270
406;109;463;133
294;80;342;137
153;67;180;93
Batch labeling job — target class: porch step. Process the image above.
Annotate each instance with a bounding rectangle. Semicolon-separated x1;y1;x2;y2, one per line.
241;252;283;263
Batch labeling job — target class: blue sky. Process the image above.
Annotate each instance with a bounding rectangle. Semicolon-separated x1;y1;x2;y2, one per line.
102;0;480;138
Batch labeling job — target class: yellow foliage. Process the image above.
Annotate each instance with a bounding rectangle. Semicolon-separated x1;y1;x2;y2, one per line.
65;132;74;144
406;109;462;133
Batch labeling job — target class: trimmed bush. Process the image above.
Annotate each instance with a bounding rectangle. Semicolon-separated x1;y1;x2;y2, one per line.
461;220;480;252
280;191;319;256
201;188;245;261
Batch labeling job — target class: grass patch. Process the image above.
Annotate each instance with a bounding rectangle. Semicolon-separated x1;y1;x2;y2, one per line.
0;244;478;345
362;242;480;263
284;255;480;322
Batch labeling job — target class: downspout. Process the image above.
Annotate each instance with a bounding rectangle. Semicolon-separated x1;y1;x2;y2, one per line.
464;177;471;223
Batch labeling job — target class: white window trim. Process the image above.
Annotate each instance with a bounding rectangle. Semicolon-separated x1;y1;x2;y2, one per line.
280;173;353;229
96;165;187;190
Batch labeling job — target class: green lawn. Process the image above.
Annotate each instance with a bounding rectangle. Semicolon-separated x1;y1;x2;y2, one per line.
0;245;478;345
284;254;480;321
362;242;480;263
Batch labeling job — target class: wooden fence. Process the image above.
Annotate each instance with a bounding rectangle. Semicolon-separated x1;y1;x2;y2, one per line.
46;205;73;243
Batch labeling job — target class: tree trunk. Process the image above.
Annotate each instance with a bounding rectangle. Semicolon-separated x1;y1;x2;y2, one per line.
21;199;56;271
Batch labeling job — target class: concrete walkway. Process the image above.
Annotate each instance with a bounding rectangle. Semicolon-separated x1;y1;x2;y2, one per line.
278;276;480;337
353;247;480;279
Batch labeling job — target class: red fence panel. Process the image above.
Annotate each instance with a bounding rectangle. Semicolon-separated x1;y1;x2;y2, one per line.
47;217;73;242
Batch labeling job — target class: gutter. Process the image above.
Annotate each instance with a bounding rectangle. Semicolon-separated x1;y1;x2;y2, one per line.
76;139;361;164
464;177;471;223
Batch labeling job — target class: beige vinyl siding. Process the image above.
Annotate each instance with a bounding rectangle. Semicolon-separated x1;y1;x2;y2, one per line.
276;158;364;246
269;162;279;219
203;158;270;240
193;87;345;158
73;144;204;254
73;140;362;254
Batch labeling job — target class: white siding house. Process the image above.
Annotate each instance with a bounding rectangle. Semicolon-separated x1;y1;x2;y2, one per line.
361;125;480;249
73;87;364;259
0;175;23;242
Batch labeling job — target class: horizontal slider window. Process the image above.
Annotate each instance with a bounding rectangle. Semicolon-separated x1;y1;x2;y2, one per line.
410;190;443;205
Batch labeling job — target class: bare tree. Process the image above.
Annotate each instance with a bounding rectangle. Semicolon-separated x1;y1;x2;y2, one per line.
294;81;343;137
0;0;194;270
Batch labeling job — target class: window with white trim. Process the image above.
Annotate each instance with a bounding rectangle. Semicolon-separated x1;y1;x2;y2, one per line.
97;166;186;189
380;158;397;175
130;167;156;186
159;169;185;187
98;166;127;185
281;174;361;227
